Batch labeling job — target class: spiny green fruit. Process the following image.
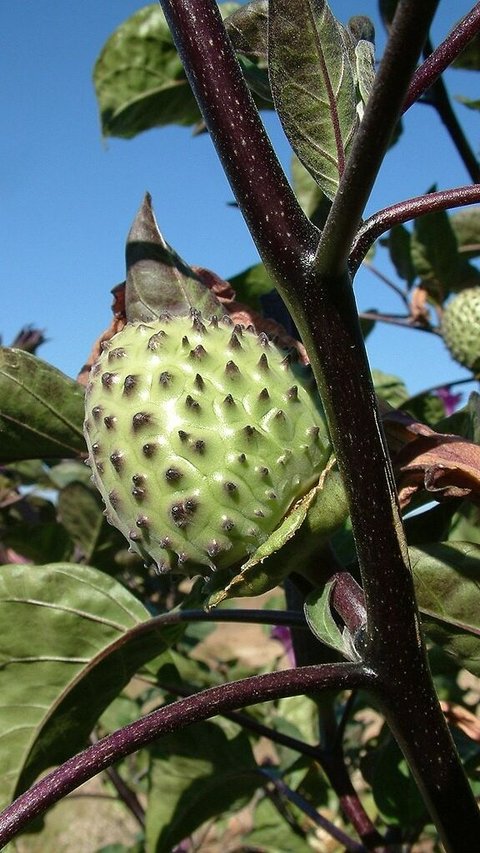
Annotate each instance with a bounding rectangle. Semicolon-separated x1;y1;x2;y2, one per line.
84;311;331;576
442;287;480;373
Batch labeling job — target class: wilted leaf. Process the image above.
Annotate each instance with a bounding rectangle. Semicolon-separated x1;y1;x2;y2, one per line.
394;428;480;509
125;194;224;322
0;563;190;807
268;0;358;199
0;349;85;463
146;721;261;851
411;542;480;675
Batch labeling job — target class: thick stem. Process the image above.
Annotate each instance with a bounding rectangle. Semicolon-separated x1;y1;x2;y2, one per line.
0;663;371;847
158;0;480;846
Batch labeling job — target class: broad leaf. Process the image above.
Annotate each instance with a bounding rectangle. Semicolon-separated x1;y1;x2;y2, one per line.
94;4;243;138
146;721;261;850
94;5;202;137
0;563;188;807
125;194;224;322
226;0;272;102
0;349;85;463
410;204;460;300
362;731;426;827
411;542;480;675
268;0;358;200
452;32;480;71
291;154;330;227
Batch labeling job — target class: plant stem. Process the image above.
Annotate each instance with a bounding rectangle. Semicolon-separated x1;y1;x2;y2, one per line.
350;185;480;273
422;34;480;183
314;0;441;276
404;3;480;113
0;663;372;847
158;0;480;846
159;679;385;850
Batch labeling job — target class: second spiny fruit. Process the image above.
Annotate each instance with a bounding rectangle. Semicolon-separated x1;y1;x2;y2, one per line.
84;311;331;575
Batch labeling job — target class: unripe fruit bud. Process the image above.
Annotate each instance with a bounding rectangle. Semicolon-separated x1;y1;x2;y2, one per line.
84;311;331;576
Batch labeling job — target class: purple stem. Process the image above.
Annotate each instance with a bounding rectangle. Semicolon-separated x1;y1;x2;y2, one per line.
0;663;373;847
350;184;480;273
404;3;480;112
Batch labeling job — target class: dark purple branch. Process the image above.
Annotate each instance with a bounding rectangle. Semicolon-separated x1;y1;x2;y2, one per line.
261;771;367;853
350;184;480;273
0;663;373;847
420;34;480;184
159;0;319;288
359;311;437;334
159;680;385;849
314;0;440;276
404;3;480;112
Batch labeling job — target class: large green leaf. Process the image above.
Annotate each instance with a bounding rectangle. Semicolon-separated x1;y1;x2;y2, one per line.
0;563;187;808
411;542;480;675
386;224;416;288
228;261;276;311
146;721;261;850
94;5;201;137
268;0;358;200
0;349;85;463
94;4;241;139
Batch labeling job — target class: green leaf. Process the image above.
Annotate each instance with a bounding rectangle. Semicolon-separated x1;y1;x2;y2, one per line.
362;731;426;826
94;4;242;138
304;579;361;659
125;194;224;322
387;224;416;287
225;1;273;102
93;5;201;138
450;207;480;260
268;0;358;200
228;261;276;311
206;464;348;606
0;563;188;807
371;368;408;408
410;204;460;300
291;154;330;227
411;542;480;675
456;95;480;111
3;521;73;564
0;349;85;463
57;481;128;570
245;794;312;850
145;721;261;851
354;38;376;118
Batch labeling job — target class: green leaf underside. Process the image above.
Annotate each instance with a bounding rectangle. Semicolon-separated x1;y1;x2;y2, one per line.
146;721;261;850
0;349;85;463
410;205;460;298
411;542;480;675
268;0;358;200
0;563;189;807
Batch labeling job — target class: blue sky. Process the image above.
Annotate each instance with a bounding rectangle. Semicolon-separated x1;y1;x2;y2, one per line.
2;1;479;402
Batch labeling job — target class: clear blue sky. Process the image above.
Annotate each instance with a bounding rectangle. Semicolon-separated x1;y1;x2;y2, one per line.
2;1;479;401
